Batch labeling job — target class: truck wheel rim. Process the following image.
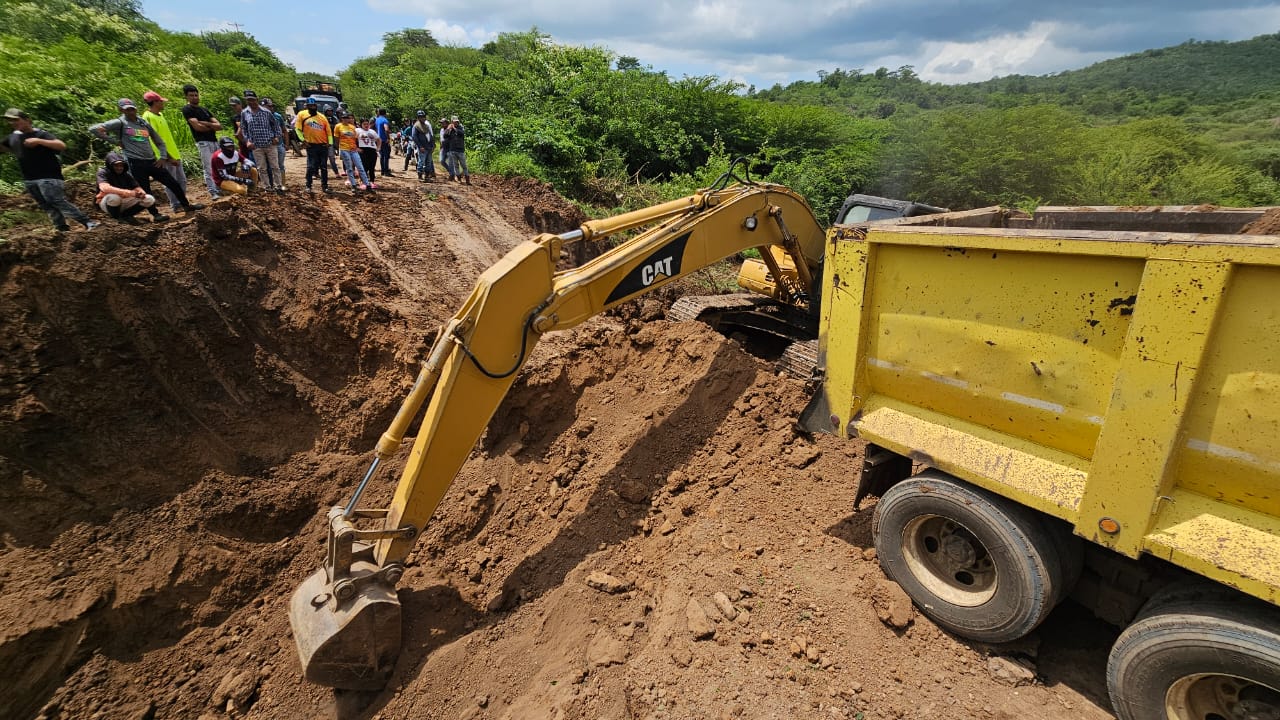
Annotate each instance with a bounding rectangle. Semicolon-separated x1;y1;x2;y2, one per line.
1166;673;1280;720
900;515;997;607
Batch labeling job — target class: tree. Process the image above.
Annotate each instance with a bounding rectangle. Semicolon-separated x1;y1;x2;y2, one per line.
382;28;438;54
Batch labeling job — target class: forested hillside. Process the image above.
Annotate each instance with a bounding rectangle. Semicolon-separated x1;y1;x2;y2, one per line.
2;2;1278;218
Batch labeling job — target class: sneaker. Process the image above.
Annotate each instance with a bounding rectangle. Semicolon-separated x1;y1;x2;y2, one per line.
323;187;333;194
151;213;169;222
183;203;206;212
368;183;378;190
55;224;71;232
85;220;101;231
358;183;368;191
122;216;143;226
464;176;471;185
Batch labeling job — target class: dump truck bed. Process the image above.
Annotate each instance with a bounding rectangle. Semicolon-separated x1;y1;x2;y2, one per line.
815;205;1280;604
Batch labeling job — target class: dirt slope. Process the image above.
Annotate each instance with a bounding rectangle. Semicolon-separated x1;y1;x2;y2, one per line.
1;161;1115;720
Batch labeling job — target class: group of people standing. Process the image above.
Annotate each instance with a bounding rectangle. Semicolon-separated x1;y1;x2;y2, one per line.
2;83;478;233
292;98;392;194
403;111;470;184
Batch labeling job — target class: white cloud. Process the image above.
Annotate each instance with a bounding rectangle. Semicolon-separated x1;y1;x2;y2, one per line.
359;0;1277;86
423;18;497;47
915;21;1112;83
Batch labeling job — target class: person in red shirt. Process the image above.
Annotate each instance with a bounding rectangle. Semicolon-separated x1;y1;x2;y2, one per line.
210;137;260;195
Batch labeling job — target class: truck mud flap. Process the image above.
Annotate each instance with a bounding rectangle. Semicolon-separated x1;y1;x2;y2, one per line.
855;444;913;510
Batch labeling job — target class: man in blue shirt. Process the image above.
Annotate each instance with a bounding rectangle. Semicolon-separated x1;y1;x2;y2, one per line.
374;108;393;177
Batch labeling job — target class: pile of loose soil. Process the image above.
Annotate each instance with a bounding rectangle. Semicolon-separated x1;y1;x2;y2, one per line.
2;167;1116;720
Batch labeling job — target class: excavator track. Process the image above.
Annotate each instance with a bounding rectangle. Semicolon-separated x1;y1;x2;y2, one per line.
669;294;820;380
667;293;773;324
777;339;819;381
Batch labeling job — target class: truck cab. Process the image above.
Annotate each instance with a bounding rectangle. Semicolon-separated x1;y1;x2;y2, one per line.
293;81;343;114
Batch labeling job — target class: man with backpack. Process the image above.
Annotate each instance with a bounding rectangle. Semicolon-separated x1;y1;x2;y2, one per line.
89;98;204;215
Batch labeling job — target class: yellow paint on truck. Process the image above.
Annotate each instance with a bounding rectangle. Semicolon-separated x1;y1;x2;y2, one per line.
815;207;1280;605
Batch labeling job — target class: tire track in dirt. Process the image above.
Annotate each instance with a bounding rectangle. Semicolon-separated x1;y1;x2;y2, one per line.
314;176;540;315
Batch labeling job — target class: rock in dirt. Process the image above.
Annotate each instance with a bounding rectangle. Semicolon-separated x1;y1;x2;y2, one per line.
870;579;915;629
587;632;628;667
585;571;632;594
616;478;650;504
987;656;1036;686
686;598;716;640
211;668;259;712
712;592;738;620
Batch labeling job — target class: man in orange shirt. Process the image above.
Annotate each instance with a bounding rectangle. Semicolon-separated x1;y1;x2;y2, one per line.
294;97;331;193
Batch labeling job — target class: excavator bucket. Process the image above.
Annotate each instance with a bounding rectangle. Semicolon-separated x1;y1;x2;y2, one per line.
289;566;402;690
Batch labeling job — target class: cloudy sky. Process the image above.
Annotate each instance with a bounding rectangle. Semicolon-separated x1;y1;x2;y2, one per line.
142;1;1280;88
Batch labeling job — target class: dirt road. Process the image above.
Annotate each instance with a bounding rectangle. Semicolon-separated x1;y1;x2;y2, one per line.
0;158;1118;720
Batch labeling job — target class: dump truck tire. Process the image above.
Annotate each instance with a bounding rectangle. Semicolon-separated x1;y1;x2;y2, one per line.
873;470;1066;643
1107;584;1280;720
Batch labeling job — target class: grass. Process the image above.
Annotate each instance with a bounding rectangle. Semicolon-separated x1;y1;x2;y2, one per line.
0;208;44;229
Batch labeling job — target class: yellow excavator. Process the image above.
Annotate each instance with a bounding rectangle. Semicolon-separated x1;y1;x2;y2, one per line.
288;162;827;689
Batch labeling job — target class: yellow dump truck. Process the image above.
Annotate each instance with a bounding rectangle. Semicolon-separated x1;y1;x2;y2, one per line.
800;205;1280;720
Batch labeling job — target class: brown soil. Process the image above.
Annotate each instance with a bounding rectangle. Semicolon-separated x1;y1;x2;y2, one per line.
1;158;1117;720
1242;207;1280;235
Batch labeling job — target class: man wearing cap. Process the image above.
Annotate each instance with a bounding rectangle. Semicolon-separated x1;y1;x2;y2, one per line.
1;108;98;232
443;115;471;184
374;108;393;177
295;97;332;193
140;90;190;214
410;110;436;182
89;98;204;214
240;90;284;193
210;137;259;196
333;111;372;191
181;84;223;200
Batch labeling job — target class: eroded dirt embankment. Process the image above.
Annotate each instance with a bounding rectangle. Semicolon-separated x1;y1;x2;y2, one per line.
2;171;1115;720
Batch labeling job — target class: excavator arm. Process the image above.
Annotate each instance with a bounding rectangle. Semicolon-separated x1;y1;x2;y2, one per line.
289;178;825;689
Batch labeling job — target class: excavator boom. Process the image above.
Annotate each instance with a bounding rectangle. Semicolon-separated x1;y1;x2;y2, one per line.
289;178;825;689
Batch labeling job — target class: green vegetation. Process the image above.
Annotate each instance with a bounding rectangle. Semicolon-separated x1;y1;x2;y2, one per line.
3;4;1279;215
